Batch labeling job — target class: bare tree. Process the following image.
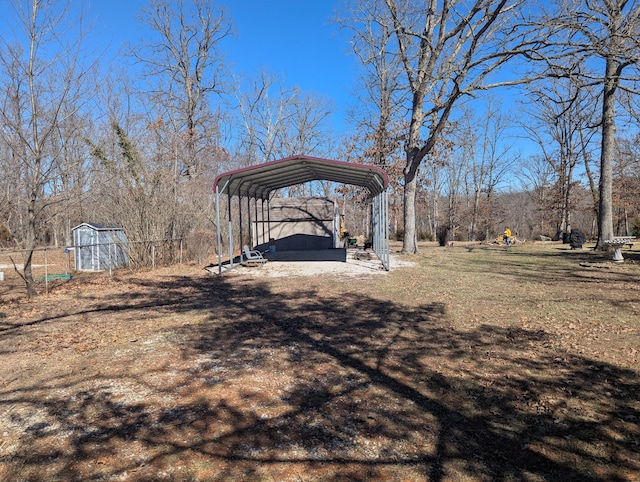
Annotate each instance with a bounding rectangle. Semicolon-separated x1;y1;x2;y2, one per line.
516;153;556;236
234;72;334;163
278;88;333;156
87;115;185;267
612;135;640;235
443;140;463;243
338;0;408;237
520;74;599;239
343;0;537;253
535;0;640;248
234;71;292;164
455;102;514;241
0;0;92;297
134;0;231;169
338;0;407;169
129;0;232;243
0;133;17;246
419;151;446;241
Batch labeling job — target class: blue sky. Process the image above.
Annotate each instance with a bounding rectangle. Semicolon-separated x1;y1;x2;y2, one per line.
0;0;542;160
88;0;355;128
224;1;354;95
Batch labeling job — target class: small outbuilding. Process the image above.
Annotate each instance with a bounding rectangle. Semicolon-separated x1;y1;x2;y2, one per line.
72;223;129;272
213;155;390;273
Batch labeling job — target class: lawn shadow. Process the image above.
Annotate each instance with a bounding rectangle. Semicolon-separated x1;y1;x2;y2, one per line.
1;273;639;480
456;244;640;286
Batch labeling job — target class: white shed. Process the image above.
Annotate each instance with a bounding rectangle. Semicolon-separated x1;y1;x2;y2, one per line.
72;223;129;271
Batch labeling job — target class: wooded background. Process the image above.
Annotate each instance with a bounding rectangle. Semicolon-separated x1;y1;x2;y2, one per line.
1;0;639;296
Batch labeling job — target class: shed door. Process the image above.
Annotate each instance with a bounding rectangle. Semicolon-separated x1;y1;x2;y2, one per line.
77;228;96;271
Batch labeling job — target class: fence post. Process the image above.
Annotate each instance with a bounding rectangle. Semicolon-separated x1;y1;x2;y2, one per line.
44;248;49;295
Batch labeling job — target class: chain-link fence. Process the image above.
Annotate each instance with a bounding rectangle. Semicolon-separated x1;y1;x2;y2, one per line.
0;233;218;301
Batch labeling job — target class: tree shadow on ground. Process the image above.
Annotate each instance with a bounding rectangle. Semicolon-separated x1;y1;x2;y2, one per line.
455;246;640;291
1;274;639;481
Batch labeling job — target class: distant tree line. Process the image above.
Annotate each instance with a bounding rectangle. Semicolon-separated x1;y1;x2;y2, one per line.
1;0;639;297
339;0;640;253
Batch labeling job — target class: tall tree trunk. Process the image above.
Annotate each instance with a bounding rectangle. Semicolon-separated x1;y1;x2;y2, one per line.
24;1;41;299
402;159;419;254
565;157;574;234
580;127;599;231
24;164;39;298
470;189;481;241
596;57;618;249
401;77;428;254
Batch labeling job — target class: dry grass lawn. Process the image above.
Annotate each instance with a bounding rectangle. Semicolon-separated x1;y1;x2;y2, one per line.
0;242;639;481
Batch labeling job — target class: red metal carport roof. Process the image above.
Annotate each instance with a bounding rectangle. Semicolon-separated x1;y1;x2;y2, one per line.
213;155;389;200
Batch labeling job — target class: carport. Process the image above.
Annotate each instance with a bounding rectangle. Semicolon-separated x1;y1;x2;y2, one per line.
213;155;390;273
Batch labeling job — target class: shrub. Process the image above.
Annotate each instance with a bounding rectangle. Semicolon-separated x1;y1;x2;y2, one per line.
0;223;11;243
437;227;449;246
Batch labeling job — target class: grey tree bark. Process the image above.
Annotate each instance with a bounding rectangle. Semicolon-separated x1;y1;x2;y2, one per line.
0;0;91;297
597;57;619;246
